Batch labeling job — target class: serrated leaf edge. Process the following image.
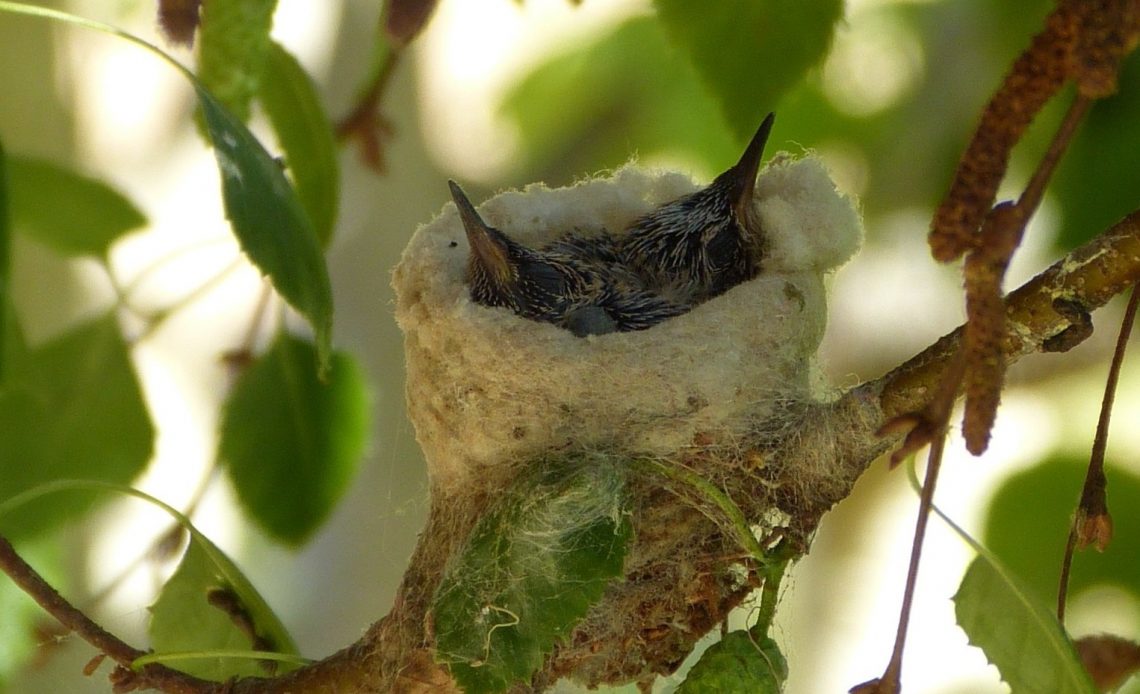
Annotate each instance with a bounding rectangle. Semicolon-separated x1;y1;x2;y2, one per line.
907;462;1095;693
0;479;300;657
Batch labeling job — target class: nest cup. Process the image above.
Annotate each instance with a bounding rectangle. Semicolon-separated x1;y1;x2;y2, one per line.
393;156;862;496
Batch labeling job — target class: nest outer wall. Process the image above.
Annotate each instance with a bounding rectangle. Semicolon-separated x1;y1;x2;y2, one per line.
393;156;863;499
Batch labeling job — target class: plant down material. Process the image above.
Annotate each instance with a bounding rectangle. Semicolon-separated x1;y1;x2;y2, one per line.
394;156;861;496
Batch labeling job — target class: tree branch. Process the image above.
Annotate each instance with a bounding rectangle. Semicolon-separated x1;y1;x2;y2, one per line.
0;534;215;693
878;208;1140;422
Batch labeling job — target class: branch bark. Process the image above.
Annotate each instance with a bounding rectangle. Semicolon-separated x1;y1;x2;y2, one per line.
879;208;1140;421
0;535;216;694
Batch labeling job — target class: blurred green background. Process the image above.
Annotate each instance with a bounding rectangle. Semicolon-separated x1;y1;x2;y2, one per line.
2;0;1139;692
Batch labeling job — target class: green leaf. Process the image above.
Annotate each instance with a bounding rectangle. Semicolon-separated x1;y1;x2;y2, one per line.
197;0;277;122
219;333;368;545
149;524;300;672
0;479;299;678
1054;57;1140;251
0;299;19;393
954;556;1096;694
0;2;334;374
983;456;1140;607
0;559;41;687
652;0;842;141
6;155;146;257
0;139;9;385
258;41;340;247
0;479;299;676
196;85;334;373
149;541;298;680
501;17;739;179
677;632;786;694
0;313;153;538
0;537;61;688
432;454;631;692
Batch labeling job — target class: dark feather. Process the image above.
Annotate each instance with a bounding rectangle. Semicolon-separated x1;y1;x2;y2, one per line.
450;181;688;336
620;113;775;304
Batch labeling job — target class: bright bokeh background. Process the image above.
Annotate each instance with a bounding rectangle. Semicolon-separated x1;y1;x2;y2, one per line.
3;1;1139;692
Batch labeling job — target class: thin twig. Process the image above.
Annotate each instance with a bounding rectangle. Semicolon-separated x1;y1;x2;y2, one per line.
84;465;223;613
131;256;245;344
888;435;946;689
221;282;276;378
0;536;142;664
113;236;234;300
0;535;214;693
105;236;239;343
238;283;275;355
1081;284;1139;526
336;39;401;172
1016;96;1092;217
850;433;948;694
1056;526;1079;624
877;210;1140;423
1057;283;1140;620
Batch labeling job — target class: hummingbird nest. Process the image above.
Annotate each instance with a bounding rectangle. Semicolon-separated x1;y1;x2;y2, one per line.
393;154;862;500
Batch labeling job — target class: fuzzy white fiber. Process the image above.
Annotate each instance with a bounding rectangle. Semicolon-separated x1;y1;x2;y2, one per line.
393;156;862;494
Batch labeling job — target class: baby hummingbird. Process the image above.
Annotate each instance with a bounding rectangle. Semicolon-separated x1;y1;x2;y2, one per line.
620;112;775;305
449;181;687;336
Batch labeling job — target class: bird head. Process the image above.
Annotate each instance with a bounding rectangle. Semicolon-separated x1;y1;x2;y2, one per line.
450;180;517;298
714;111;774;239
620;112;775;304
449;181;690;336
450;180;587;325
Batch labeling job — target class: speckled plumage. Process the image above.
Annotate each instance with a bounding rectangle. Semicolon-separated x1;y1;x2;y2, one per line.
620;113;775;304
450;113;774;336
450;181;687;336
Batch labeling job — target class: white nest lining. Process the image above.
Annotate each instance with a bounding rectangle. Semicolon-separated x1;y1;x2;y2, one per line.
393;156;862;493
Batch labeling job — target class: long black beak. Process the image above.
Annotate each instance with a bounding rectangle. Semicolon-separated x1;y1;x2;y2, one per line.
449;180;512;283
722;112;775;222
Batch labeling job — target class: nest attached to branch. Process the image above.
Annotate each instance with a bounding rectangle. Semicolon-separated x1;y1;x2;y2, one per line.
389;155;863;688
